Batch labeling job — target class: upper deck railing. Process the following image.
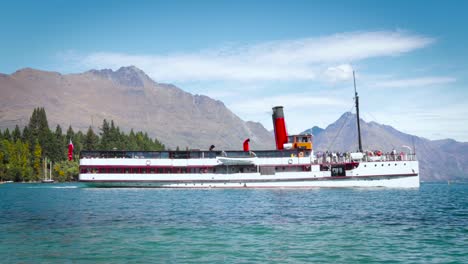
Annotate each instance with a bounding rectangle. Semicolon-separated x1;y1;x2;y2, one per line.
80;149;312;160
313;152;417;164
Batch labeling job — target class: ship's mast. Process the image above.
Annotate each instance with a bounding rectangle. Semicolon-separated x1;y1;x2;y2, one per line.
353;71;363;152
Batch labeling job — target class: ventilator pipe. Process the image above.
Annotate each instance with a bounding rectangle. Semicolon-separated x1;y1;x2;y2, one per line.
243;138;250;151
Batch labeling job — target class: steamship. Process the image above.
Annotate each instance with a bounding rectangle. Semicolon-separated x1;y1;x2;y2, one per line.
79;74;420;188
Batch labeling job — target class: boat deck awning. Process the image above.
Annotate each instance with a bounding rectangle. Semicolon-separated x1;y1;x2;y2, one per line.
216;157;256;166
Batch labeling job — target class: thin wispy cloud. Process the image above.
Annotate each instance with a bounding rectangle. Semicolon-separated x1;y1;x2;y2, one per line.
67;31;434;82
323;64;354;82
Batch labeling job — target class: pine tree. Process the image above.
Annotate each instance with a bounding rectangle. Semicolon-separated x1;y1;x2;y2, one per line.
127;129;138;150
74;130;84;156
44;125;62;162
28;107;50;143
99;119;111;150
84;126;99;150
66;125;74;143
12;125;21;141
22;126;31;145
109;120;121;150
3;128;11;141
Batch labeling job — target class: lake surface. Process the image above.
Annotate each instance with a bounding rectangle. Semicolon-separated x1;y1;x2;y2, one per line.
1;183;467;263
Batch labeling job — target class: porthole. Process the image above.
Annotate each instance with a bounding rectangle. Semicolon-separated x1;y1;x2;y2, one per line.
375;164;377;167
395;163;397;166
404;163;407;166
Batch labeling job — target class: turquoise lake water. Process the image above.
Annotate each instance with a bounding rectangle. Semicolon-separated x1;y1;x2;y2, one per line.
1;183;467;263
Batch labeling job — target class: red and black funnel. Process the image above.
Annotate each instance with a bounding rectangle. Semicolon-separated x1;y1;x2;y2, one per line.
272;106;288;150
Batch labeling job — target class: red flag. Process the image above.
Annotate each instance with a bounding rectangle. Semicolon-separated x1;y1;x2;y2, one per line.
68;139;74;161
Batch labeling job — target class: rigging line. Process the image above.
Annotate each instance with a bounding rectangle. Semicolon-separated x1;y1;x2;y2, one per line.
326;103;355;151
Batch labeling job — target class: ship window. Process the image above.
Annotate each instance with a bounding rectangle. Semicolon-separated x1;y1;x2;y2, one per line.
404;163;406;166
150;168;156;173
382;164;384;166
109;168;115;173
141;168;147;173
364;165;366;167
157;168;164;173
331;165;345;177
190;152;201;159
115;168;122;173
132;168;139;173
125;168;130;173
375;164;377;167
395;164;397;166
173;152;189;159
147;152;160;159
388;164;391;166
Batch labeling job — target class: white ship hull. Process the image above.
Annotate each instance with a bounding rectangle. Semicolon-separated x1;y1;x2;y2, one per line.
81;174;419;188
79;157;419;188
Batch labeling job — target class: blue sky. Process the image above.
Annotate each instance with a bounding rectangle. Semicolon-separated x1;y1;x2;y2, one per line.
1;0;467;142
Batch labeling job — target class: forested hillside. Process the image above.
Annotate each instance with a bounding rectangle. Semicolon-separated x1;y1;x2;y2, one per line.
0;108;165;182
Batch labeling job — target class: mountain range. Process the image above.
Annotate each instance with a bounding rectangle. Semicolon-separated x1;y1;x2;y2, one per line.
0;66;275;150
1;66;466;182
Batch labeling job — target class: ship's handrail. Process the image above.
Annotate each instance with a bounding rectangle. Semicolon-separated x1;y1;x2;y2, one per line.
313;152;417;164
80;149;312;160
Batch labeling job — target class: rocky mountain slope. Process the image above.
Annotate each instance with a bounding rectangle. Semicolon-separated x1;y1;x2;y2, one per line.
0;66;275;150
303;112;468;182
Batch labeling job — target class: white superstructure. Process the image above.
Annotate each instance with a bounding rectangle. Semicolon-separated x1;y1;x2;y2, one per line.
79;150;419;188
